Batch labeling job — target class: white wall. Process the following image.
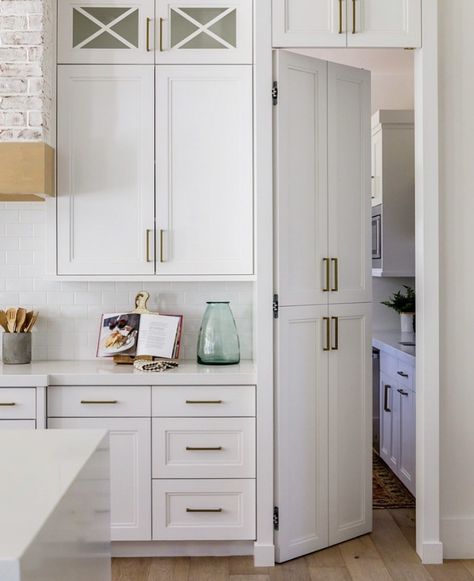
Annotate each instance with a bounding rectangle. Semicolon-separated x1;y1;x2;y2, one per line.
438;0;474;558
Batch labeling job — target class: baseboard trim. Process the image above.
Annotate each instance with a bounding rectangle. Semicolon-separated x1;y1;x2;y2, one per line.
420;541;443;564
441;516;474;559
112;541;253;558
253;543;275;567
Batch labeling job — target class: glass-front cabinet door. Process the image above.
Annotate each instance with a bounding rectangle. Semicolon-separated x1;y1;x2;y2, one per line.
58;0;155;63
156;0;252;63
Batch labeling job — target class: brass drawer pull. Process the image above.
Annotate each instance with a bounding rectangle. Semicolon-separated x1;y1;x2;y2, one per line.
331;258;339;291
185;400;223;405
323;317;331;352
80;400;118;405
397;371;409;378
331;316;339;351
322;258;330;292
0;402;16;407
352;0;356;33
186;446;223;451
160;17;165;52
398;389;409;397
146;17;151;51
186;508;222;513
338;0;344;34
146;229;153;263
160;229;166;262
384;384;391;412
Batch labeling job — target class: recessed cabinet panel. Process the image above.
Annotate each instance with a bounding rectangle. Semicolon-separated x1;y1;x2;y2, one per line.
156;0;252;63
0;420;36;429
348;0;421;48
156;65;253;275
57;65;155;275
273;0;347;47
58;0;155;63
48;417;152;541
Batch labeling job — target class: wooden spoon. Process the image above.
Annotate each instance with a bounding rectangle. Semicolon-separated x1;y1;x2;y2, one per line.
15;308;26;333
6;308;17;333
24;311;38;333
0;311;9;333
22;311;34;333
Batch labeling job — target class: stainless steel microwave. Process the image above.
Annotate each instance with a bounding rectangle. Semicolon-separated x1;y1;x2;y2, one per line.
372;205;382;267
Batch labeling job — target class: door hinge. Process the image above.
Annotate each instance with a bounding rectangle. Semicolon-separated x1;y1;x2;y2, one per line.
272;81;278;105
273;506;279;530
273;294;279;319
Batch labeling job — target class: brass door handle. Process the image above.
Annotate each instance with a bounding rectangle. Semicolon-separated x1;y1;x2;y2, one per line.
0;402;16;406
352;0;356;33
322;258;330;292
146;229;153;263
160;17;165;51
331;316;339;350
323;317;331;351
146;17;151;51
81;400;118;405
383;385;391;412
331;258;339;291
338;0;344;33
186;446;223;451
160;229;166;262
185;400;223;404
186;508;222;513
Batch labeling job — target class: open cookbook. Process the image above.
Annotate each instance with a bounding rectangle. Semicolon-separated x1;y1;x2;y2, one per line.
97;312;183;359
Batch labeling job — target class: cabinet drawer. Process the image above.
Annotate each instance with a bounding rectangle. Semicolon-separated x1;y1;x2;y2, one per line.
395;360;415;391
152;417;255;479
48;386;151;417
0;388;35;419
152;386;255;417
152;479;255;541
0;419;36;429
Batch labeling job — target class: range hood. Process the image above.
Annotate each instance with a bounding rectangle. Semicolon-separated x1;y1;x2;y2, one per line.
0;142;55;201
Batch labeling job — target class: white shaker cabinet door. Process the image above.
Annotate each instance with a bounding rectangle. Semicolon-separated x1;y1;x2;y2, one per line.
155;65;253;275
398;386;416;495
272;0;347;48
274;51;329;307
348;0;421;48
48;417;152;541
328;61;371;304
57;65;155;275
156;0;252;63
58;0;155;64
275;305;329;562
328;302;372;545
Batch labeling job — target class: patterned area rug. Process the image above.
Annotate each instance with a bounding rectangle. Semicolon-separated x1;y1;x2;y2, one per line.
373;451;416;509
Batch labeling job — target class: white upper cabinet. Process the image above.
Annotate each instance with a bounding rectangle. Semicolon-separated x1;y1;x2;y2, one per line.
156;0;252;63
273;0;347;48
155;65;253;275
58;0;155;63
272;0;421;48
328;62;371;304
57;65;155;275
348;0;421;48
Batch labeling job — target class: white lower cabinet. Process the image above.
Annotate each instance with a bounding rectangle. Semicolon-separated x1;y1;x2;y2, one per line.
0;419;36;429
0;388;37;429
48;416;152;541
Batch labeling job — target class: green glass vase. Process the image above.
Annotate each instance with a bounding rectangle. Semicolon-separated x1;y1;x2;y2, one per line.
197;302;240;365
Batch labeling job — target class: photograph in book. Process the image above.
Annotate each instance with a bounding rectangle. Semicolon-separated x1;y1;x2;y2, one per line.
97;312;183;359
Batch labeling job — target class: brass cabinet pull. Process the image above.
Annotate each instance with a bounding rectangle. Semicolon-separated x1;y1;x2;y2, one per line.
398;389;409;397
81;400;118;405
186;508;222;513
160;17;165;51
331;258;339;291
186;446;223;451
323;317;331;351
331;316;339;350
397;371;409;378
146;229;153;263
185;400;223;404
146;17;151;51
322;258;330;292
338;0;344;33
0;402;16;406
383;384;391;412
160;229;166;262
352;0;356;33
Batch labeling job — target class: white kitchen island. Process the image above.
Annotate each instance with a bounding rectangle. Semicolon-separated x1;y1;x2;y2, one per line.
0;429;111;581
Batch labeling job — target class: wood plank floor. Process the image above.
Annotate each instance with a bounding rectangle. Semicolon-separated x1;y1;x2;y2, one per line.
112;509;468;581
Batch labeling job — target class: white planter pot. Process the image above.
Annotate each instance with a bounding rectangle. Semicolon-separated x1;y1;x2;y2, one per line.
400;313;415;333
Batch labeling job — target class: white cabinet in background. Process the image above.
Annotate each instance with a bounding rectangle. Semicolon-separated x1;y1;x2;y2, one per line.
58;0;155;64
57;65;155;276
0;419;36;429
156;0;253;64
272;0;421;48
156;65;253;275
49;416;152;541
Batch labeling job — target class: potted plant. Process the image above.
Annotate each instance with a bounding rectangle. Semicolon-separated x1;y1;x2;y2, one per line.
381;286;416;333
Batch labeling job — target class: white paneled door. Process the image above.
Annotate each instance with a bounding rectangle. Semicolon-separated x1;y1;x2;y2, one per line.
274;51;328;307
49;417;152;541
57;65;155;275
328;61;371;304
155;65;253;275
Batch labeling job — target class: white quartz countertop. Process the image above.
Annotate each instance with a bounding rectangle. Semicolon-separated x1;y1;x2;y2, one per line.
0;429;107;561
0;360;257;387
373;331;416;362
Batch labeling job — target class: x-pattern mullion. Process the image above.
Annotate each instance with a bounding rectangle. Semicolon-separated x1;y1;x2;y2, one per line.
171;6;235;49
74;6;138;49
